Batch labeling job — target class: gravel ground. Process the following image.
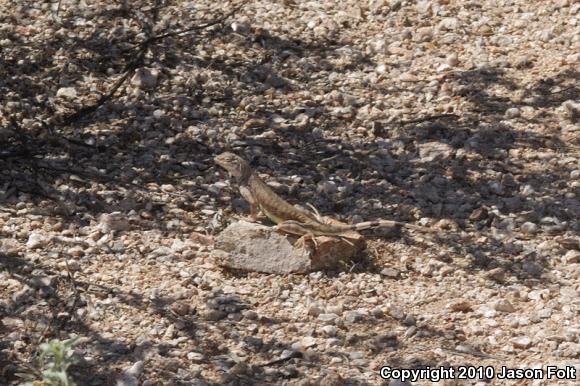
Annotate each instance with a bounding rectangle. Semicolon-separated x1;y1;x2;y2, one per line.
1;0;579;385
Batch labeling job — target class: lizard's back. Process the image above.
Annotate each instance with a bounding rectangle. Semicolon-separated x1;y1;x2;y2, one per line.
249;175;317;224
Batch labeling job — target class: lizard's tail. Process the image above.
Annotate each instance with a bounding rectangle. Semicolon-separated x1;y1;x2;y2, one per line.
349;220;434;233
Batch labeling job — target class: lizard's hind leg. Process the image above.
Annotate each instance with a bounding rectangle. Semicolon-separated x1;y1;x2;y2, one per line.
338;236;354;246
276;220;318;250
295;232;318;250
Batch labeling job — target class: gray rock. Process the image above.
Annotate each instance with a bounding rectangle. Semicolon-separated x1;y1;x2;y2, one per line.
212;221;364;274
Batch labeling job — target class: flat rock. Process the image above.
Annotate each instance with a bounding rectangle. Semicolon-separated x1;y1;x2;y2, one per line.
212;220;365;274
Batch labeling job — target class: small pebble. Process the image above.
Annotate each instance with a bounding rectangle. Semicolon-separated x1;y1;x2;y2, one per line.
520;222;538;234
493;299;515;313
504;107;521;118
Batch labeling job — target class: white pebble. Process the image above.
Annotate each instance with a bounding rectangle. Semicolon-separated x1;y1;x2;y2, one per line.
520;222;538;234
504;107;521;119
56;87;77;99
26;233;46;249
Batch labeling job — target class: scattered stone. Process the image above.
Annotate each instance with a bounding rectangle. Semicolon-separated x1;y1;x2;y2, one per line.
439;17;460;31
321;325;337;337
520;222;538;234
317;181;338;195
67;246;85;257
130;68;158;89
380;267;400;279
170;301;191;316
204;310;227;321
511;337;533;349
493;299;515;313
116;361;143;386
26;233;47;249
418;142;454;162
307;304;324;317
99;212;130;233
446;53;459;66
344;310;366;323
469;207;488;221
415;26;433;41
504;107;521;119
563;250;580;264
522;261;542;277
56;87;77;99
187;352;205;361
449;300;473;313
231;18;251;34
486;268;506;282
300;336;317;348
399;72;418;82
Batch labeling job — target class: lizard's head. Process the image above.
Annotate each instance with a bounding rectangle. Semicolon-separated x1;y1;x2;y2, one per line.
214;152;250;179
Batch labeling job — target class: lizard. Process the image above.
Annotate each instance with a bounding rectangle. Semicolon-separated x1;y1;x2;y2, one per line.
214;152;436;239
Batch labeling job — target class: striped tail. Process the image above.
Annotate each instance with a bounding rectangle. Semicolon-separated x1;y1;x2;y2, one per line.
277;219;433;237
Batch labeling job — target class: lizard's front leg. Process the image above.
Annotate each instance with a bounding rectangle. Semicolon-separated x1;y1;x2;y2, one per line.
240;186;259;222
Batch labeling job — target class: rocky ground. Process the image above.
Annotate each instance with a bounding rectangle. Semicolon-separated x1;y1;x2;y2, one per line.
0;0;579;385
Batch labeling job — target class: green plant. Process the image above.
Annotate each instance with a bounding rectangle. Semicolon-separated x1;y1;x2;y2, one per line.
23;337;79;386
